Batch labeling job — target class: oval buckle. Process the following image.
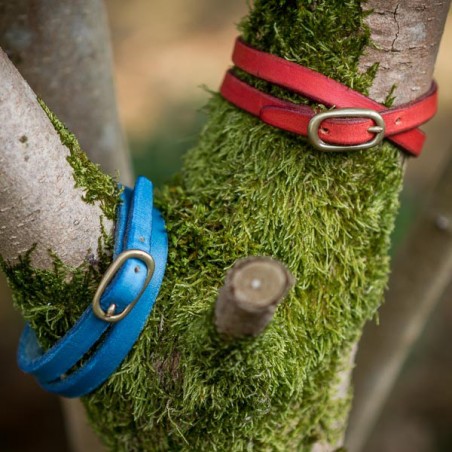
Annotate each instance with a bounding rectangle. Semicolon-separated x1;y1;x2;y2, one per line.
307;108;386;152
92;249;155;323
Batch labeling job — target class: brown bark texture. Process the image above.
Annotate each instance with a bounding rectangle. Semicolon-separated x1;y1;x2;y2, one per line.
346;152;452;452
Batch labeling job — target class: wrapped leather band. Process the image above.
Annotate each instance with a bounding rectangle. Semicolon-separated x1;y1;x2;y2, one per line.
17;177;168;397
220;37;438;156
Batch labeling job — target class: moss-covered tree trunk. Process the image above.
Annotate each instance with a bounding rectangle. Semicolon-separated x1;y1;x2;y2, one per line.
0;1;449;451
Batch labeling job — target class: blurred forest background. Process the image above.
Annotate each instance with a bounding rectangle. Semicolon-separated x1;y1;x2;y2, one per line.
0;1;451;451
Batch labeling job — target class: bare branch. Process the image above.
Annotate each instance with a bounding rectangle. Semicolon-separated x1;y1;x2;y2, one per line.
0;0;133;184
60;398;106;452
0;48;110;269
0;3;129;450
215;257;294;339
346;153;452;451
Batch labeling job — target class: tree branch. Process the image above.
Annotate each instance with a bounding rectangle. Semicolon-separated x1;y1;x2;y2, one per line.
343;3;451;449
0;1;450;450
0;3;131;450
346;152;452;452
0;48;110;268
0;0;133;184
215;257;294;338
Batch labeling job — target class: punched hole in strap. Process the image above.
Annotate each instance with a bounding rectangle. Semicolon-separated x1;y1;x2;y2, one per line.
92;249;155;323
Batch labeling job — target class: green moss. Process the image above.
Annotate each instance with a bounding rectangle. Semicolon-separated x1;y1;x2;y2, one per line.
38;98;121;221
0;102;121;347
4;1;404;450
236;0;378;104
83;96;401;450
83;1;402;449
384;84;398;108
0;247;111;349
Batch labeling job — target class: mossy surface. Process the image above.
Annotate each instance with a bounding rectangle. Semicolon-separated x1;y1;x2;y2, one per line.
236;0;378;105
0;101;121;348
85;1;402;449
83;98;402;450
2;0;404;450
38;98;121;221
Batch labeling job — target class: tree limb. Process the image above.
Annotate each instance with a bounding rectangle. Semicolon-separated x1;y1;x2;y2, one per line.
345;152;452;452
0;0;133;184
343;3;451;450
0;48;110;269
0;1;450;450
0;3;128;448
359;0;451;105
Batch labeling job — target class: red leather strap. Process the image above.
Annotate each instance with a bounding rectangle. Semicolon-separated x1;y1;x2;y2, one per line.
220;38;438;156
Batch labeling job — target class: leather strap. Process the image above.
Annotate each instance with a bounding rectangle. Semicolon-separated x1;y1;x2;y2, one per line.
220;38;438;156
17;176;168;398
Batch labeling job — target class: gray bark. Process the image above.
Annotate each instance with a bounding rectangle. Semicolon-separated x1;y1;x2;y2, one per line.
0;2;128;449
0;48;110;269
0;0;133;184
0;1;449;451
359;0;450;105
0;2;131;450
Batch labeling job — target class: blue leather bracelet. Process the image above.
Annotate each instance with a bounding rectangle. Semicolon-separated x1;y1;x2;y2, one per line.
17;176;168;398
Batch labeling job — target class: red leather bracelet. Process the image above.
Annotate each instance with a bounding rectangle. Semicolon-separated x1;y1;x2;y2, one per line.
220;38;438;156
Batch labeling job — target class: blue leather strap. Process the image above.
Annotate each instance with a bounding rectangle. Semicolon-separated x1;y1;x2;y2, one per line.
17;176;168;398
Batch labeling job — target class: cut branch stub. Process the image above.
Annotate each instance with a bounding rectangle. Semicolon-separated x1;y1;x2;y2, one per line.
215;257;294;339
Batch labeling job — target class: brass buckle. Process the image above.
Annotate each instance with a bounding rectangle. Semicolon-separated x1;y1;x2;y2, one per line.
92;249;155;323
307;108;385;152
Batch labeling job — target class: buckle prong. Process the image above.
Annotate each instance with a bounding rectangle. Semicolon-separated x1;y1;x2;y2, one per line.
92;249;155;323
308;108;386;152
